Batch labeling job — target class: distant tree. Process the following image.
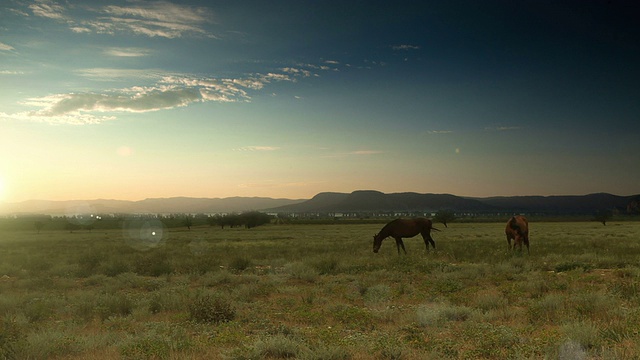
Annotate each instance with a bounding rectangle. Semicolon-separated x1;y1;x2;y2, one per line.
627;196;640;215
34;221;44;234
65;222;80;233
433;210;456;228
184;215;193;230
594;209;612;226
241;211;272;229
207;215;219;227
274;213;290;225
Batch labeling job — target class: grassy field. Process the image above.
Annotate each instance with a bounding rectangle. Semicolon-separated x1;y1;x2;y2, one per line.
1;220;640;359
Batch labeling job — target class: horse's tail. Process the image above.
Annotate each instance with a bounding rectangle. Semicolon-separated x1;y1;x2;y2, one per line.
431;226;441;232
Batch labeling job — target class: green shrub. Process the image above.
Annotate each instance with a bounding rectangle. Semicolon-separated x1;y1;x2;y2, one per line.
189;292;235;324
0;317;25;360
134;252;173;277
561;321;600;350
416;303;472;327
229;256;252;273
22;329;79;359
247;335;304;359
528;293;565;324
363;284;392;305
330;304;374;330
22;299;51;323
119;322;192;360
555;261;592;273
313;258;339;275
101;259;131;277
285;261;319;282
303;344;351;360
95;293;134;321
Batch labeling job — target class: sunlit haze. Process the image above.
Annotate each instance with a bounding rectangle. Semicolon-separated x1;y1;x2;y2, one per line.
1;1;639;204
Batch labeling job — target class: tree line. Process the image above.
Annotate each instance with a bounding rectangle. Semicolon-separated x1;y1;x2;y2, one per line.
0;211;274;232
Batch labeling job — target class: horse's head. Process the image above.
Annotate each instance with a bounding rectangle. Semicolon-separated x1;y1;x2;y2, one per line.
373;233;383;253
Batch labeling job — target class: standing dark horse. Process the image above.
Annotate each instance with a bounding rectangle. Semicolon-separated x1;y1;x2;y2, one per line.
505;215;529;253
373;218;439;254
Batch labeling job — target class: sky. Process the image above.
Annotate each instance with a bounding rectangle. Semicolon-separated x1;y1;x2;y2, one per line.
1;0;639;203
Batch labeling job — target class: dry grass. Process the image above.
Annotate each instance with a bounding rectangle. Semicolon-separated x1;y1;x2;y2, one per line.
1;221;640;359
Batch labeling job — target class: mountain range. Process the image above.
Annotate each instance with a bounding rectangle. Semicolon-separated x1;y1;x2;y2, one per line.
1;190;638;216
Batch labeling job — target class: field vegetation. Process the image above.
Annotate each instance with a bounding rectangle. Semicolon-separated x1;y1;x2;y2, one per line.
1;220;639;359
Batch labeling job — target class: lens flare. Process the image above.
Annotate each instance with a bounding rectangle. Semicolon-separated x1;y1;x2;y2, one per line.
123;218;167;251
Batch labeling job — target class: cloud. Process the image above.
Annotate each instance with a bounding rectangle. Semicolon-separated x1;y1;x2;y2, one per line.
486;126;521;131
0;42;15;51
104;47;150;57
2;70;301;124
282;67;312;77
102;1;211;25
0;111;115;125
29;0;65;20
350;150;383;155
392;44;420;50
235;146;280;152
26;0;214;39
74;68;167;81
0;70;25;75
428;130;453;134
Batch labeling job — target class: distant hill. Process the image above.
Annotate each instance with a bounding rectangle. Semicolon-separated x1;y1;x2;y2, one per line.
477;193;635;214
269;190;494;213
270;191;639;215
1;191;638;216
0;197;305;216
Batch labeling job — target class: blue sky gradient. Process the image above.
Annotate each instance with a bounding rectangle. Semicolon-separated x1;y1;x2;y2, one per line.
1;0;638;202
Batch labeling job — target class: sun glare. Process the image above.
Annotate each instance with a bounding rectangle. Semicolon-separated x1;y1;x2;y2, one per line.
0;177;5;201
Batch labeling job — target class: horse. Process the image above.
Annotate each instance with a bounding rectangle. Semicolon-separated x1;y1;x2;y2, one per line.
373;218;440;254
505;215;529;253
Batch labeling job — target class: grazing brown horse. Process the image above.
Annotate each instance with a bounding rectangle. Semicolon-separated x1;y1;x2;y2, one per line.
505;215;529;253
373;218;439;254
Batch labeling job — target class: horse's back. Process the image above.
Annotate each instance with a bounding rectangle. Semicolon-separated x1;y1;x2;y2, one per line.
384;218;431;237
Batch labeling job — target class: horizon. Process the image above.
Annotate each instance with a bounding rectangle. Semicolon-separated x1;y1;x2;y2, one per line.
1;1;639;205
3;189;639;205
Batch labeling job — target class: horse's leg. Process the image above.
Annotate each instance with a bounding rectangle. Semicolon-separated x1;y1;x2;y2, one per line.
506;235;512;251
421;232;435;251
524;238;530;254
395;237;407;254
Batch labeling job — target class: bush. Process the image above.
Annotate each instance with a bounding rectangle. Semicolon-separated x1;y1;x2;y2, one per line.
120;322;193;360
313;258;339;275
229;257;252;273
416;303;472;327
0;317;25;360
285;262;318;282
246;335;304;359
363;284;392;305
189;293;235;324
95;293;134;321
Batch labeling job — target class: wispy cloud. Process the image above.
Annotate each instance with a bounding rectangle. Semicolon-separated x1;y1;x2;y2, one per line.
392;44;420;51
0;70;26;75
428;130;453;134
27;0;215;39
486;126;521;131
74;68;167;81
29;0;65;20
0;42;15;51
1;68;307;125
235;146;281;152
104;47;151;57
350;150;383;155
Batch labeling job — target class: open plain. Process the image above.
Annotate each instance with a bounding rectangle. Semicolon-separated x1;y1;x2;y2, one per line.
1;220;639;359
